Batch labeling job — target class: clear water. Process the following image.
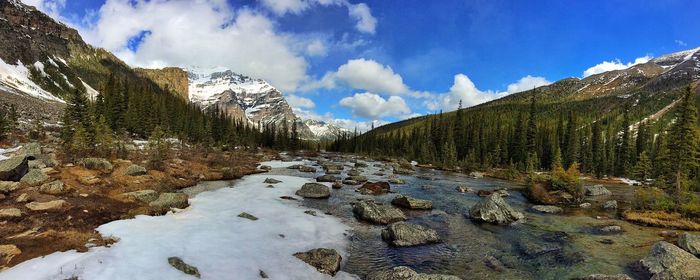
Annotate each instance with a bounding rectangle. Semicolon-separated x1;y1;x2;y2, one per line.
266;157;670;280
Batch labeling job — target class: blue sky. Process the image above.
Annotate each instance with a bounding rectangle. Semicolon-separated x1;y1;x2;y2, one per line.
25;0;700;130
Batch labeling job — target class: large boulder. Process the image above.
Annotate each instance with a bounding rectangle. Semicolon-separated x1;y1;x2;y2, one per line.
19;169;49;186
316;175;340;182
366;266;461;280
149;193;189;213
468;193;524;225
585;185;612;196
358;182;391;195
38;180;67;195
124;164;147;176
120;190;159;203
295;183;331;199
352;201;406;224
381;222;440;247
638;241;700;280
293;248;342;276
678;232;700;257
0;156;29;181
391;195;432;210
77;158;113;171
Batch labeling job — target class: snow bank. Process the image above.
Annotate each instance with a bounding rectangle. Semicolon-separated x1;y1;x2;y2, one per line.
0;175;355;280
618;178;641;186
260;160;311;169
0;58;62;102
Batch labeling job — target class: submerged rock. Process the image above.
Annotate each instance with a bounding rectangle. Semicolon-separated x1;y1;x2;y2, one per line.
468;193;524;225
346;175;368;183
168;257;201;278
469;171;484;179
599;225;623;234
638;241;700;280
518;240;562;258
530;205;563;214
484;255;506;272
0;156;29;181
381;222;440;247
391;195;432;210
584;185;612;196
299;165;317;173
366;266;462;280
358;181;391;195
353;201;406;224
342;179;360;185
296;183;331;198
678;232;700;257
393;167;415;175
293;248;342;276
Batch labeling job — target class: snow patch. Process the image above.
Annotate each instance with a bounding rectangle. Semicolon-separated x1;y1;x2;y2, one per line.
0;58;62;102
0;174;355;280
80;78;100;101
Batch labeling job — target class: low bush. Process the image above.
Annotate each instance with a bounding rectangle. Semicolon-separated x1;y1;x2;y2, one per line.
632;187;676;212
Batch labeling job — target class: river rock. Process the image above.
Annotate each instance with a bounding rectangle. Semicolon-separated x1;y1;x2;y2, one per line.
293;248;342;276
238;212;258;220
456;186;473;193
484;255;506;272
124;164;147;176
347;169;361;176
287;164;301;170
149;193;189;213
0;157;30;182
388;178;405;184
299;165;316;173
585;185;612;196
678;232;700;257
358;181;390;195
469;171;484;178
332;181;343;189
342;179;359;185
346;175;368;183
603;200;618;209
296;183;331;198
391;195;432;210
264;178;282;184
366;266;462;280
120;190;159;203
78;176;101;185
579;202;592;208
600;225;623;233
574;275;632;280
518;240;562;258
469;193;524;225
168;257;200;278
77;158;113;171
0;181;20;192
19;169;49;186
638;241;700;280
38;180;66;195
0;208;22;218
259;165;272;171
25;200;68;211
316;175;339;182
353;201;406;224
531;205;563;214
381;222;439;247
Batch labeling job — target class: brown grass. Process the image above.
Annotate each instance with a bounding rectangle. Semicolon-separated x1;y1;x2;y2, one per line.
623;210;700;231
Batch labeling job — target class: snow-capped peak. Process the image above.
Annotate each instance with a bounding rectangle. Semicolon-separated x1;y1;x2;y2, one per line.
187;67;274;107
651;47;700;68
303;119;349;140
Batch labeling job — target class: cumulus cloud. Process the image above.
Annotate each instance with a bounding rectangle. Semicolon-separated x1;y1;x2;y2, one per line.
305;58;417;96
582;55;652;78
339;92;411;119
305;39;328;57
286;94;316;109
506;75;552;94
259;0;376;34
20;0;65;18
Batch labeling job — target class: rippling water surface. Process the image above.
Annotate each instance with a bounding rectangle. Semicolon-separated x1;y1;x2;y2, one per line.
266;157;667;280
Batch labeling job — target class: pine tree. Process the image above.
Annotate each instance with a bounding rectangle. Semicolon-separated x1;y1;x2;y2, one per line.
668;86;700;194
7;105;18;132
564;111;579;168
632;151;652;181
69;126;91;160
616;108;632;176
94;116;115;158
591;121;604;178
147;125;169;170
0;110;7;141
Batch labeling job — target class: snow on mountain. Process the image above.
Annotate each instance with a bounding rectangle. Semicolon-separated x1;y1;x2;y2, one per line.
0;57;63;102
304;119;350;140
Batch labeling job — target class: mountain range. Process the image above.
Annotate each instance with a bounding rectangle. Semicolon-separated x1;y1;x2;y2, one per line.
0;0;346;140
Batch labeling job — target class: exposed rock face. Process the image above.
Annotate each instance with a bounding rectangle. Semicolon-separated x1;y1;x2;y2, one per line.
303;119;350;140
381;222;440;247
0;156;29;181
168;257;200;278
585;185;612;196
293;248;342;276
358;182;391;195
25;199;67;211
124;164;147;176
149;193;189;213
638;241;700;280
366;266;462;280
353;201;406;225
295;183;330;198
678;232;700;257
468;193;524;225
119;190;159;203
530;205;563;214
135;67;189;100
391;195;432;210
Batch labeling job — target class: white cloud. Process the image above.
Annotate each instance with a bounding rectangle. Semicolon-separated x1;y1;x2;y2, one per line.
286;94;316;109
582;55;652;78
675;40;688;47
259;0;376;34
293;108;383;132
339;92;411;119
347;3;377;34
305;39;328;57
506;75;552;94
305;58;412;96
20;0;65;19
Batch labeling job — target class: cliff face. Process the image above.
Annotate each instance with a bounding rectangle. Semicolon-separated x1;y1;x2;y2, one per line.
135;67;189;100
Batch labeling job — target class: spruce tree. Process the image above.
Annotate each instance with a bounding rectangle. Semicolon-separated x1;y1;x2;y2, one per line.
632;151;652;181
94;116;115;158
0;110;7;140
668;86;699;194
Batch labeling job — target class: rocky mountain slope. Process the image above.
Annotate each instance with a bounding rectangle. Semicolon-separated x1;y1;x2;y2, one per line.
373;47;700;136
303;119;349;140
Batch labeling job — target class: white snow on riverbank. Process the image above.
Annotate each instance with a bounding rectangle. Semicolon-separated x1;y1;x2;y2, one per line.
260;160;312;169
0;174;356;280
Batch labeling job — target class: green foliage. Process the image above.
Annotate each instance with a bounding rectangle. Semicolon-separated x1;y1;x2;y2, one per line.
147;125;170;170
94;116;114;158
632;151;652;181
69;126;91;160
548;162;583;199
632;187;676;212
680;196;700;218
